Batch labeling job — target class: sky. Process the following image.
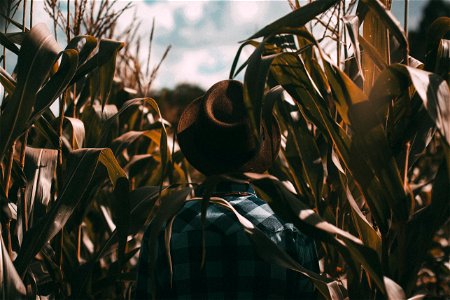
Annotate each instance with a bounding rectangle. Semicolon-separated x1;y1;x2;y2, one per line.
10;0;431;91
118;0;294;89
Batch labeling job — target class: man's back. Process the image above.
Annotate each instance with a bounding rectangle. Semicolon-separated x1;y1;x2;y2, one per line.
136;182;319;299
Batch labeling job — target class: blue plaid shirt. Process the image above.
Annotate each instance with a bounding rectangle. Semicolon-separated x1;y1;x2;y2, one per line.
136;182;319;299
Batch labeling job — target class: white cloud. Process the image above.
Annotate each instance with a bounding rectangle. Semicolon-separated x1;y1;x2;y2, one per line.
157;45;238;89
119;1;177;33
230;2;265;24
181;2;205;24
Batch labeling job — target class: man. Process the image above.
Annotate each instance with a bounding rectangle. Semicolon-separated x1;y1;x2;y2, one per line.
136;80;319;299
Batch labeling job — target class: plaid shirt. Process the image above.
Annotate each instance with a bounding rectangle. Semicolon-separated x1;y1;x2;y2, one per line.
136;182;319;299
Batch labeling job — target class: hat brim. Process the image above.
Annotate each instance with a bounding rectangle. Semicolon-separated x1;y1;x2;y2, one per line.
177;97;281;175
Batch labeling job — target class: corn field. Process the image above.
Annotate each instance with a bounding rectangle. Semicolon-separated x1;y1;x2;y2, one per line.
0;0;448;299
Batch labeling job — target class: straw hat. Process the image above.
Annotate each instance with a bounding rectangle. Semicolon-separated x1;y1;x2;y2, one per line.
177;80;281;175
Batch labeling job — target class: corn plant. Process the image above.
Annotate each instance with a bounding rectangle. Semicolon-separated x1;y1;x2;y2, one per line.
0;0;181;298
0;0;448;299
225;0;449;298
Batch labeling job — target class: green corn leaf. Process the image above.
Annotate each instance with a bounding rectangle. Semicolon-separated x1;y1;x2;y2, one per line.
343;15;364;83
99;98;170;184
401;155;449;293
28;49;79;126
269;52;392;233
247;0;338;40
322;55;367;124
361;0;408;62
0;31;20;54
0;235;27;299
61;116;86;150
244;43;280;138
358;34;388;71
65;35;98;66
0;66;16;95
434;39;449;80
15;148;127;277
145;188;192;298
98;39;124;110
248;174;388;295
346;187;381;253
81;104;118;147
111;130;159;156
371;64;450;147
5;32;26;45
18;147;58;244
229;40;259;79
275;88;323;204
0;23;60;162
425;17;450;72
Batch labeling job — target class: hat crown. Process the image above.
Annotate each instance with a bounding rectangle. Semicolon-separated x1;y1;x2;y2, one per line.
177;80;281;175
204;80;247;127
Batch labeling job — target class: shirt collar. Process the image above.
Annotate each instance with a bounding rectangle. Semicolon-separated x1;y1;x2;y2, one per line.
195;180;256;197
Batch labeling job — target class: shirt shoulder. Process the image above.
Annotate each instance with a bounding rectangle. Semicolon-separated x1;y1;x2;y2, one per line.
172;194;291;236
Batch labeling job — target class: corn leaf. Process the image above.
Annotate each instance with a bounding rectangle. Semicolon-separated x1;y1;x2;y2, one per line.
248;174;388;294
434;39;449;80
425;17;450;72
0;23;60;162
0;31;20;54
322;55;367;124
65;35;98;66
244;43;280;137
97;98;160;147
61;117;86;150
98;39;124;109
371;64;450;146
0;66;16;95
4;32;26;45
81;104;118;147
15;148;127;277
343;15;364;83
276;90;323;203
28;49;79;126
145;188;192;298
349;102;408;223
229;40;259;79
100;97;169;183
33;114;61;149
70;39;123;91
358;34;388;71
346;187;381;253
18;148;58;244
128;186;160;234
111;130;148;154
269;52;393;233
247;0;338;40
361;0;408;62
401;157;450;293
0;235;26;299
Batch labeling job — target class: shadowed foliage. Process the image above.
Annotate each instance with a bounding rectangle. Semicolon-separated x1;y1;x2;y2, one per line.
0;0;448;299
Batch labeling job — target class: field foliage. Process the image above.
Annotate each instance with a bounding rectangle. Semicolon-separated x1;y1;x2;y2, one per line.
0;0;448;299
